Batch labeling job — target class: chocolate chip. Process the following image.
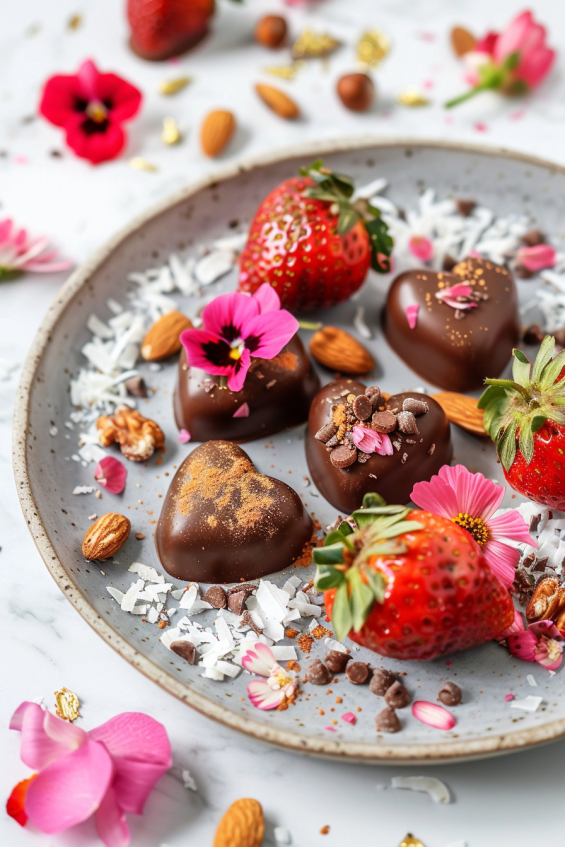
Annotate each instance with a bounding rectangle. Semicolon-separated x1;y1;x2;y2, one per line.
369;667;397;696
384;680;411;709
345;661;369;685
514;263;535;279
325;650;351;673
170;640;196;664
438;681;462;706
307;659;333;686
375;706;401;733
330;443;358;469
124;376;147;398
456;198;476;217
365;386;381;400
442;253;457;271
353;394;372;421
402;398;429;416
227;583;255;615
203;585;227;609
372;410;397;433
396;411;419;435
522;324;544;345
521;228;545;247
315;422;337;443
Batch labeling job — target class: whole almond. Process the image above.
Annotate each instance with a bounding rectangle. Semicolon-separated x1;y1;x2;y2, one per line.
213;798;264;847
255;84;299;119
451;26;477;56
430;391;487;436
201;110;236;157
309;326;374;374
141;310;192;361
255;14;287;48
82;513;131;560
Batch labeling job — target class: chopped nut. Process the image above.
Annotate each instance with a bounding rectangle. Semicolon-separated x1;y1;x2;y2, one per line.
97;407;165;462
456;198;476;217
525;576;565;622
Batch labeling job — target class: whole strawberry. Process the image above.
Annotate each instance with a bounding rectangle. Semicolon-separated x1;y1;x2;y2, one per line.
480;335;565;509
314;495;513;660
127;0;215;61
238;160;393;312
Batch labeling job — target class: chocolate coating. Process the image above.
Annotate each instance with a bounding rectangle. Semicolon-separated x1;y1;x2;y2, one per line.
384;258;519;392
174;335;320;443
155;441;314;583
305;379;452;513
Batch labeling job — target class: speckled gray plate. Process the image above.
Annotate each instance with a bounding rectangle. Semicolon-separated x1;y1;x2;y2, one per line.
14;139;565;764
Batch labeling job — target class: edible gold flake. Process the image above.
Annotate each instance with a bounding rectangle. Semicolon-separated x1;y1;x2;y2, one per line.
68;14;83;30
162;117;181;145
397;87;430;107
54;687;80;722
399;836;426;847
264;62;305;80
292;30;341;60
130;157;158;172
158;76;191;96
357;29;391;68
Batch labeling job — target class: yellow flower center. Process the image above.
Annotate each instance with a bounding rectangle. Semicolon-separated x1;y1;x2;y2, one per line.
229;347;242;361
86;101;108;123
452;512;490;546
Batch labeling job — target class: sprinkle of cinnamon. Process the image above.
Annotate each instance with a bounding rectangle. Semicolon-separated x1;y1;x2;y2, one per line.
297;634;314;654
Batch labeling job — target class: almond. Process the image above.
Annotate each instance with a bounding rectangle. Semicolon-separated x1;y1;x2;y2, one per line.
255;14;287;48
201;110;236;157
255;84;300;120
309;326;374;374
141;310;192;361
213;798;264;847
82;513;131;560
430;391;487;436
451;26;477;56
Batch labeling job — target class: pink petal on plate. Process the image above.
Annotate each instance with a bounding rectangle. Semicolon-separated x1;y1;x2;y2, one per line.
233;402;250;418
468;250;482;258
247;679;285;710
341;712;356;725
94;457;127;494
178;428;191;444
324;726;337;731
242;642;277;677
505;693;515;701
408;235;434;262
412;700;456;730
517;243;556;272
405;304;419;329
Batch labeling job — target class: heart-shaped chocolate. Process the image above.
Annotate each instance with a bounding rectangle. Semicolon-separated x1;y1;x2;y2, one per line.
384;257;519;392
174;336;320;443
305;379;452;513
155;441;314;583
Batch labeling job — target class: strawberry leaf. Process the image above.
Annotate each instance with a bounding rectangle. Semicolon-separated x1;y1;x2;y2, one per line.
332;582;353;642
337;203;362;236
518;420;535;465
499;420;518;470
512;349;532;387
348;568;375;632
362;492;387;508
532;335;555;384
531;413;547;433
316;565;346;591
478;384;508;410
364;216;393;273
313;542;346;565
540;348;565;390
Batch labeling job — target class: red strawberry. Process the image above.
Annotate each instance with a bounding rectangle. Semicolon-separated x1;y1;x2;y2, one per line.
315;498;513;661
238;161;393;312
480;335;565;509
127;0;215;61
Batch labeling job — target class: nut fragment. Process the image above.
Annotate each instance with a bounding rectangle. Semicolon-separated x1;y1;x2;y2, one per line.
315;422;337;443
451;26;477;56
201;109;236;157
97;408;165;462
141;310;192;361
525;576;564;622
255;14;287;48
310;326;374;374
82;513;131;560
384;680;411;709
369;667;397;696
213;798;264;847
430;391;487;437
255;84;300;119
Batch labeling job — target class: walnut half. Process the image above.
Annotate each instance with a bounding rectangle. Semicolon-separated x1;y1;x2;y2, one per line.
525;576;565;625
97;407;165;462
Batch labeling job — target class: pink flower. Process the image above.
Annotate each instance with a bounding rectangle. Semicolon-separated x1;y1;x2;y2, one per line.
408;235;434;263
0;219;71;281
8;702;171;847
507;620;564;671
94;456;127;494
242;643;299;710
516;243;556;272
39;60;142;164
181;284;299;392
412;701;456;730
411;464;536;589
499;608;525;639
405;303;419;329
435;283;479;310
351;425;393;456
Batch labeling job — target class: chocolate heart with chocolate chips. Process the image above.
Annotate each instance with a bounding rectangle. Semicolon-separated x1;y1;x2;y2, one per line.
174;336;320;443
384;257;519;392
305;379;452;513
156;441;314;583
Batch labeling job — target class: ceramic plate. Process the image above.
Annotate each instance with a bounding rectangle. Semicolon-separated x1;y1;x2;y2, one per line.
14;138;565;764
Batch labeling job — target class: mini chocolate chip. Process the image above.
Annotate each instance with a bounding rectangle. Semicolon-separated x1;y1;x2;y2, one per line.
227;583;255;615
456;198;476;217
375;706;401;733
315;422;337;443
330;443;358;469
384;680;411;709
353;394;372;421
325;650;351;673
203;585;227;609
521;228;545;247
369;667;397;696
438;681;462;706
395;411;419;434
365;385;381;399
345;661;369;685
307;659;333;686
124;376;147;398
357;452;370;464
372;410;397;433
442;253;457;271
170;640;196;664
402;398;429;416
514;263;535;279
523;323;544;345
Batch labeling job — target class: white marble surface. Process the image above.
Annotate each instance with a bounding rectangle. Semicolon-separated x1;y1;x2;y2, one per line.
2;0;565;844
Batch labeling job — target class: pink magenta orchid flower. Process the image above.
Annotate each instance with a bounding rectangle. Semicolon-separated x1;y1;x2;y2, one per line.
351;425;393;455
447;10;555;108
0;219;71;281
39;59;142;164
507;620;565;671
516;243;556;272
7;702;171;847
435;283;479;310
180;284;299;392
408;235;434;263
242;643;299;710
411;464;536;589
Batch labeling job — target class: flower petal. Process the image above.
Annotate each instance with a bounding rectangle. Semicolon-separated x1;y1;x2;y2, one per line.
233;402;250;418
241;642;276;677
95;786;130;847
6;775;37;827
507;629;538;662
498;608;525;638
10;702;86;771
227;348;251;392
488;510;536;547
534;637;563;671
408;235;434;262
405;304;419;329
95;456;127;494
516;244;556;271
494;10;533;61
412;701;456;730
180;328;233;376
482;538;519;589
243;309;299;359
375;432;393;456
252;283;281;314
201;290;259;340
65;116;126;165
247;679;285;710
411;469;462;520
96;73;143;124
39;74;84;127
441;464;505;520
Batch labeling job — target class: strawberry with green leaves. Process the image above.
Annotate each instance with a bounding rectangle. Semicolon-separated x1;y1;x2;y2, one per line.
480;335;565;509
314;494;514;661
238;160;393;312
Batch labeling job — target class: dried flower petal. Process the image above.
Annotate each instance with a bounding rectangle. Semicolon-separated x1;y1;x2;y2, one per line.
6;775;38;826
94;456;127;494
178;428;191;444
412;700;456;730
158;76;191;95
408;235;434;262
341;712;357;725
233;402;250;418
405;304;419;329
516;243;556;272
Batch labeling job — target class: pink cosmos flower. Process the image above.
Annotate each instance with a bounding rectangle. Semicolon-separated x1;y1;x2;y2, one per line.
435;283;479;311
0;219;71;281
411;464;536;589
7;701;171;847
242;643;299;710
516;243;556;272
507;620;564;671
351;425;393;456
181;284;299;392
408;235;434;263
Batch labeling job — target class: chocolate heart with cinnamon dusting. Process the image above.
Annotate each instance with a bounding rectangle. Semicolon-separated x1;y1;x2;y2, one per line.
155;441;314;583
384;257;519;392
305;379;452;513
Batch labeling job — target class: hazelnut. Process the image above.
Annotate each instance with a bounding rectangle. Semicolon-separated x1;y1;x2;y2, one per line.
255;14;287;49
336;73;375;112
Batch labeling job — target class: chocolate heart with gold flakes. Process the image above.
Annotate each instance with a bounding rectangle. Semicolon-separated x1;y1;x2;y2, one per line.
155;441;315;583
384;257;520;392
305;379;452;513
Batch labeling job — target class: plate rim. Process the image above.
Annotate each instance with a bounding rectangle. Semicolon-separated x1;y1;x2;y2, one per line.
13;135;565;764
